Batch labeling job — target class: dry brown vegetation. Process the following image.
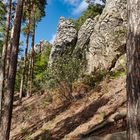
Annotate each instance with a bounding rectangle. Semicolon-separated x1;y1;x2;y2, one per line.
10;75;126;140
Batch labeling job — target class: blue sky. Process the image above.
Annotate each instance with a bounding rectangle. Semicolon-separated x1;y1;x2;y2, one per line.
35;0;89;44
21;0;100;48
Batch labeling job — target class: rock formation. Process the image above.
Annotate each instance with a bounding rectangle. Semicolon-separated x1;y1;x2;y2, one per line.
86;0;127;73
49;17;77;64
49;0;127;74
75;18;96;50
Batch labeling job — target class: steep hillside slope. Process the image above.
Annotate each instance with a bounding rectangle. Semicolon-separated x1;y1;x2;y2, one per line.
10;75;126;140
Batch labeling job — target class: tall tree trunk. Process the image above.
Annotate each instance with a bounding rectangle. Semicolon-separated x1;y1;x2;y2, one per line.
28;10;35;97
19;8;31;102
0;0;12;120
127;0;140;140
19;32;30;101
0;0;24;139
5;27;14;82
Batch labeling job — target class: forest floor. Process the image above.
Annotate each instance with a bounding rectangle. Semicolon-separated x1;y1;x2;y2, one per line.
10;75;126;140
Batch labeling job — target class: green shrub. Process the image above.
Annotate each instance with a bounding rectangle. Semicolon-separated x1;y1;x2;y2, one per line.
109;70;126;79
45;55;83;101
33;43;51;92
82;70;106;88
20;127;27;136
73;4;104;30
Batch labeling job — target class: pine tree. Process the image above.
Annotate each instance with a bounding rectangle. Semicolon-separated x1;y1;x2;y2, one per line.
0;0;24;139
28;1;46;96
127;0;140;139
0;0;12;120
19;0;32;102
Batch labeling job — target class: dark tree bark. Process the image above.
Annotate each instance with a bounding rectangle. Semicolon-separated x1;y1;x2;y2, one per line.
0;0;24;139
127;0;140;140
19;4;31;102
19;32;30;100
28;7;35;97
0;0;12;120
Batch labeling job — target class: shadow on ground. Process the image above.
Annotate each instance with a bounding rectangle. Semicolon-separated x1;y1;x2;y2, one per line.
34;97;110;140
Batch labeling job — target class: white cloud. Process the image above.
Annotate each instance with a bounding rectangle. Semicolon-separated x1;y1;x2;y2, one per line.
73;1;89;15
49;34;56;44
64;0;80;6
62;0;89;15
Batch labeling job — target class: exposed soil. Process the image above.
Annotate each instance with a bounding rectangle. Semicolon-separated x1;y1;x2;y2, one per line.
10;76;126;140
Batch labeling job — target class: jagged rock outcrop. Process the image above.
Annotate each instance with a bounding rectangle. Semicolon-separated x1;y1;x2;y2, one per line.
49;17;77;64
86;0;127;73
49;0;127;74
75;18;96;51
